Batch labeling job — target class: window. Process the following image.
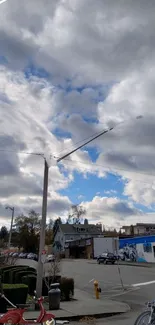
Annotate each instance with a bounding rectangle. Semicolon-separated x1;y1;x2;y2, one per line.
143;243;152;253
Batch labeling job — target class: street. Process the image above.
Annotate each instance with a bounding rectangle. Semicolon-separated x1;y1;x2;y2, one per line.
61;259;155;324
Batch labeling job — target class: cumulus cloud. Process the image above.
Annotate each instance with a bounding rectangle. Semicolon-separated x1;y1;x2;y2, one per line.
82;196;142;229
1;0;155;226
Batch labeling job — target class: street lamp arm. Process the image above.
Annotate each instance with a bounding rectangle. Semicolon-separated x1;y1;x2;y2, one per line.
57;128;114;163
57;115;143;163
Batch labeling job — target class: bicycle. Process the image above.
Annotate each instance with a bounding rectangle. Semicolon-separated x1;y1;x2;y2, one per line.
134;301;155;325
0;291;56;325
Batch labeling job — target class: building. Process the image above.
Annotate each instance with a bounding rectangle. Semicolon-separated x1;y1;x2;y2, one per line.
119;235;155;263
53;223;103;252
121;223;155;236
64;236;118;259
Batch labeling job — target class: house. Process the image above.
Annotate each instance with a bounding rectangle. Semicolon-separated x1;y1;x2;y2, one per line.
121;223;155;236
53;223;103;252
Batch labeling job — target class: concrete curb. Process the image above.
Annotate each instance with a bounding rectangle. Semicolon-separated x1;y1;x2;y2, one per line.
119;262;154;268
26;303;130;321
27;311;128;321
54;311;128;321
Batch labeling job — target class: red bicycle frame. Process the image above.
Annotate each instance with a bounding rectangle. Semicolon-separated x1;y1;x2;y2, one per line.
0;294;55;324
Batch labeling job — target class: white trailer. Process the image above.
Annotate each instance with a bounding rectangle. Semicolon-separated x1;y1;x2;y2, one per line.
93;237;119;258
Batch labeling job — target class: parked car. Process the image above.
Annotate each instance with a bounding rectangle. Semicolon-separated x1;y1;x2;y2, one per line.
9;252;14;257
97;252;117;264
12;252;19;258
18;252;27;258
27;253;38;260
45;254;55;263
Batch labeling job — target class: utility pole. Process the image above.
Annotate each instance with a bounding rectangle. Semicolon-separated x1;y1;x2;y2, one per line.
5;206;14;249
35;115;143;297
36;158;49;298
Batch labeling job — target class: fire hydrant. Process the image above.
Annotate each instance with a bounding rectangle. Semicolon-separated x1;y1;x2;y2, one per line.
94;280;101;299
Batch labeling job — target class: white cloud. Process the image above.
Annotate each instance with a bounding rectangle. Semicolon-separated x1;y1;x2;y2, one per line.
104;190;117;195
82;196;142;229
1;0;155;226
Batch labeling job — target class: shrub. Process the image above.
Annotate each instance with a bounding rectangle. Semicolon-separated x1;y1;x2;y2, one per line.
2;283;28;305
60;277;74;301
22;275;37;296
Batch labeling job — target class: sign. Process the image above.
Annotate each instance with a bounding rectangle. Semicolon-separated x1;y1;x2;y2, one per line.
86;239;91;246
41;249;47;264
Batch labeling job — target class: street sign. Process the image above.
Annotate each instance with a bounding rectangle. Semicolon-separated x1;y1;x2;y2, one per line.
41;249;47;263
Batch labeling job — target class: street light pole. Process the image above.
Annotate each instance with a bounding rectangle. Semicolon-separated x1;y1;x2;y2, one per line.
35;115;143;297
36;158;49;298
5;206;14;249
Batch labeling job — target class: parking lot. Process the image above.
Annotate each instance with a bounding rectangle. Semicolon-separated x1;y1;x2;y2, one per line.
61;259;155;301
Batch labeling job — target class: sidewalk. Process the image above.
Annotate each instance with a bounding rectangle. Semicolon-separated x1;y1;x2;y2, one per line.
24;289;130;321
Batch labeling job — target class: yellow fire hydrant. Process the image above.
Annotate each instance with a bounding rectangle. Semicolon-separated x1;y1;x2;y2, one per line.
94;280;101;299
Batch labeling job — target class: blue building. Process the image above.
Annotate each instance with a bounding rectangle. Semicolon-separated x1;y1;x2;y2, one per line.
119;235;155;263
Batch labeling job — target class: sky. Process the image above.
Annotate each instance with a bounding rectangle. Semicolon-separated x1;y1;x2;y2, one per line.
1;0;155;229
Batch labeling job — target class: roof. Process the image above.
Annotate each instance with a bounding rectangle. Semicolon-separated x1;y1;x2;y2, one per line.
136;223;155;227
122;223;155;229
59;223;102;234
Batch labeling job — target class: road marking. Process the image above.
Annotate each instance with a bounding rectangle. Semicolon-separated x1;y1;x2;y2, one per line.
102;286;139;299
132;280;155;287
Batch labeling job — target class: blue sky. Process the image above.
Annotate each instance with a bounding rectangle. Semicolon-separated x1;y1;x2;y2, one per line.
59;171;125;203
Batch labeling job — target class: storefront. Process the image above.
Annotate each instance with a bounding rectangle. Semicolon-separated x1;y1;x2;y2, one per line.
64;238;93;259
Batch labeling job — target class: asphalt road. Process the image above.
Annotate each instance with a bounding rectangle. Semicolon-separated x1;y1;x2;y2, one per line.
61;259;155;325
16;258;155;324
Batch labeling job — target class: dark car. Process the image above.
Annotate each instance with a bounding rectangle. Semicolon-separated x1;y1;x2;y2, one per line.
97;252;116;264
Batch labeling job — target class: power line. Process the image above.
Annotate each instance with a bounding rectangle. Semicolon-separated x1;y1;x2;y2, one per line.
53;115;143;158
53;123;122;157
0;148;44;156
55;157;155;185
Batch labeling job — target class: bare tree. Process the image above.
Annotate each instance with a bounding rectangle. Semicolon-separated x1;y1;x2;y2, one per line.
67;205;86;224
44;257;61;290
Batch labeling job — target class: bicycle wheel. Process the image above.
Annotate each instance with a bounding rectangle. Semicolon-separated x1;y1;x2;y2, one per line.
134;311;155;325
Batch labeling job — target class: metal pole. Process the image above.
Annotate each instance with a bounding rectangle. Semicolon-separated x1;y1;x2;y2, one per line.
8;207;14;249
36;158;49;298
35;115;143;297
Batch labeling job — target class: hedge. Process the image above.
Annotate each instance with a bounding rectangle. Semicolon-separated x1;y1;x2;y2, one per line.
2;283;28;305
0;265;19;277
2;266;26;283
15;270;36;284
10;267;28;284
0;266;36;284
22;275;37;296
